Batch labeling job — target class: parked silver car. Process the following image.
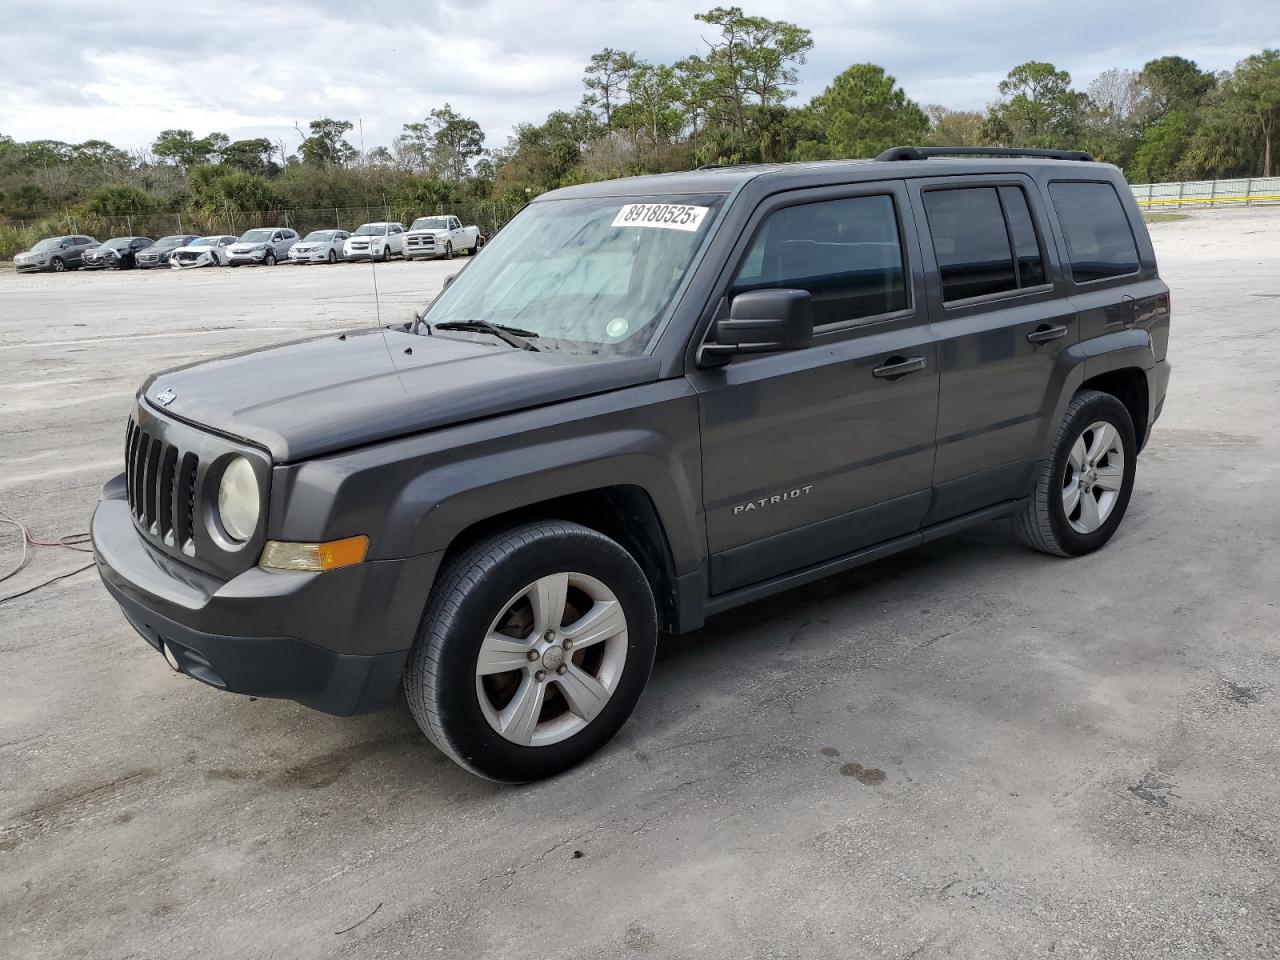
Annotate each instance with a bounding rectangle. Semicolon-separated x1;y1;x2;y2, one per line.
287;230;351;264
225;227;299;267
13;235;98;273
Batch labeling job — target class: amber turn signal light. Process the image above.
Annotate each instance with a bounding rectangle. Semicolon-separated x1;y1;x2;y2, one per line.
259;535;369;572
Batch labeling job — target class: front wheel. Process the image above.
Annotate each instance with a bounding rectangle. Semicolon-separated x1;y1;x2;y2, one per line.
327;249;337;264
264;250;277;266
442;241;453;261
51;257;65;272
404;521;658;782
1014;389;1137;557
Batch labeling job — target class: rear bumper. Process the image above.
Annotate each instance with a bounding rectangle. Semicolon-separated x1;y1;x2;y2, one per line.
1144;360;1171;449
92;479;439;715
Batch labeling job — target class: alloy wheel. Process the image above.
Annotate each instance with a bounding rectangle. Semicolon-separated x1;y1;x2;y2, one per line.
1062;420;1125;534
475;572;629;747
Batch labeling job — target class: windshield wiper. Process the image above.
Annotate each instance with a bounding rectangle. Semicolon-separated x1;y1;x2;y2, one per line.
434;320;540;352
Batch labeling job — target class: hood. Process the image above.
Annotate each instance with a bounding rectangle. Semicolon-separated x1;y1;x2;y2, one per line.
141;329;661;462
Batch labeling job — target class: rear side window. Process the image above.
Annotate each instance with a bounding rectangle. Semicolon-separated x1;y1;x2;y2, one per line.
731;195;908;327
1049;181;1139;283
1000;187;1046;288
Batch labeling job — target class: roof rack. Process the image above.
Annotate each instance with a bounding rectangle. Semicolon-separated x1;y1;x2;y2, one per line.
875;146;1093;163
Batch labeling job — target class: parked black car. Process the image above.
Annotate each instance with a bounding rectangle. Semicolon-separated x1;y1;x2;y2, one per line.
13;235;98;272
135;235;199;269
82;236;154;270
93;147;1171;782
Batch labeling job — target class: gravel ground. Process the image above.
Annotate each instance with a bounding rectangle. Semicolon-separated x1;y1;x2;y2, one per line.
1;211;1279;959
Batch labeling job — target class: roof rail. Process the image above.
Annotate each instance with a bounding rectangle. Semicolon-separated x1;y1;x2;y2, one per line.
876;146;1093;163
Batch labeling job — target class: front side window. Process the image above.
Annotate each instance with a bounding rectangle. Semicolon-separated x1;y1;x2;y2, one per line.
1049;181;1139;283
731;194;908;327
425;194;725;355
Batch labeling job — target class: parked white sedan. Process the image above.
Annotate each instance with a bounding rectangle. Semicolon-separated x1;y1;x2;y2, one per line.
169;235;237;269
342;222;405;262
288;230;351;264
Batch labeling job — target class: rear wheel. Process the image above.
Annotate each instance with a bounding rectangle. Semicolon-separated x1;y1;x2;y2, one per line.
1014;389;1136;557
403;521;658;782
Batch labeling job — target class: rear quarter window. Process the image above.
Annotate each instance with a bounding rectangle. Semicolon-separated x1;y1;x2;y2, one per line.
1049;181;1139;283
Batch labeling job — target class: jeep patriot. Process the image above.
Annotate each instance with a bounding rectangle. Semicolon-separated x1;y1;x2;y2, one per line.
92;146;1171;781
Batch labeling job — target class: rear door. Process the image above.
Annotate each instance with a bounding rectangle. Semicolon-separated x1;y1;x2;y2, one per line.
689;181;940;594
907;176;1076;524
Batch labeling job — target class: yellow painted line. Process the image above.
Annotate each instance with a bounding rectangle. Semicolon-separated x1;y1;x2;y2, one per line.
1135;194;1280;206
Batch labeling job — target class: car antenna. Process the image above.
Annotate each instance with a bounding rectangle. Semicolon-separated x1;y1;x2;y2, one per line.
368;228;382;326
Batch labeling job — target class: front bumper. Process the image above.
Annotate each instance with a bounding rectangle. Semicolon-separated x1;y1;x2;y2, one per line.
92;478;439;716
227;249;270;264
15;260;49;272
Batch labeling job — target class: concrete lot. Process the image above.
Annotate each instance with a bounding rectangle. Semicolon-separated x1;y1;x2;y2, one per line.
2;212;1279;959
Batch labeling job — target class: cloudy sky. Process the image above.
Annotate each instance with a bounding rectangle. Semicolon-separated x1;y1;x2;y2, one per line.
2;0;1277;154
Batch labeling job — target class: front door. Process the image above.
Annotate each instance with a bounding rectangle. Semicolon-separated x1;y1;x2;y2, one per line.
689;183;940;595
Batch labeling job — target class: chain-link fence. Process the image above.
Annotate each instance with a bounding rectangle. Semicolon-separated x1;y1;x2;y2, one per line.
2;199;526;249
1130;177;1280;208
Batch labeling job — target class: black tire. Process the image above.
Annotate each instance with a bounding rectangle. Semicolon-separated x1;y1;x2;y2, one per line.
443;241;453;261
403;521;658;782
51;257;65;273
328;249;337;264
264;250;277;266
1014;389;1137;557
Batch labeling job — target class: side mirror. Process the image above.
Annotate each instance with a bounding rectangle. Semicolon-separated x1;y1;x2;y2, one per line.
702;289;813;363
442;273;458;290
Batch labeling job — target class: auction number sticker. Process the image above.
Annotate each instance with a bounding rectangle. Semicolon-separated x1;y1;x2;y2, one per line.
612;203;710;232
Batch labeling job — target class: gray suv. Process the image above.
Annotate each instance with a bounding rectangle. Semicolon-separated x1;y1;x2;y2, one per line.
92;146;1171;782
14;235;97;272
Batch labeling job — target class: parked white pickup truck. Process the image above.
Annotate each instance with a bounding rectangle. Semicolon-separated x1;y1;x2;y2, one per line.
402;215;482;260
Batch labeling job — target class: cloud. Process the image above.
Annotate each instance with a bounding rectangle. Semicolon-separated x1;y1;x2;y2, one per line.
1;0;1276;152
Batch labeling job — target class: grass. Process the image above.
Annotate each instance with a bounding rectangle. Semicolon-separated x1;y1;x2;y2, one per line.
1144;212;1192;224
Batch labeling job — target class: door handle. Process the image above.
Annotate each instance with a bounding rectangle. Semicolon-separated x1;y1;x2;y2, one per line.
872;355;927;380
1027;324;1068;344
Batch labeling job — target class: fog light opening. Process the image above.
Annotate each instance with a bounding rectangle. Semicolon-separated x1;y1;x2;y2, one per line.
162;642;182;672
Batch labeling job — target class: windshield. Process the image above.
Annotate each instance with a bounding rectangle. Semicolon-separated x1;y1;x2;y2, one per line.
411;218;449;231
191;237;219;247
31;238;63;253
303;231;335;241
240;229;274;242
155;236;187;249
105;238;134;250
353;224;388;236
425;195;723;355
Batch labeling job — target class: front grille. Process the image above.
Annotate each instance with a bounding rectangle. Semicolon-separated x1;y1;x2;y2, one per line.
125;417;199;554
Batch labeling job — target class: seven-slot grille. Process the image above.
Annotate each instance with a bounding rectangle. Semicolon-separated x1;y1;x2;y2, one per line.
124;417;199;553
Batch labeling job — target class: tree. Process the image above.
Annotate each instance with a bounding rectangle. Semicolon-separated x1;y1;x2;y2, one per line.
152;129;226;168
1129;111;1195;182
1081;69;1143;166
72;140;131;168
81;184;155;217
430;104;486;180
613;62;683;149
221;138;279;176
924;106;983;146
1234;49;1280;176
796;64;928;160
298;119;357;168
584;48;639;125
981;62;1088;148
1136;56;1215;116
693;6;812;139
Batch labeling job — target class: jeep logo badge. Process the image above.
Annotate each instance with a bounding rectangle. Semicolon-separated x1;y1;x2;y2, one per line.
155;388;177;407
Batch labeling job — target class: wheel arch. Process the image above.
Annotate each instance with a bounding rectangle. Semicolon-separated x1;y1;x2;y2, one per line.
431;485;683;640
1039;329;1154;459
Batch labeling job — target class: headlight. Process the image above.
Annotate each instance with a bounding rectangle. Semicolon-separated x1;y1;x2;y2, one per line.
216;456;260;542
